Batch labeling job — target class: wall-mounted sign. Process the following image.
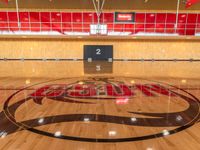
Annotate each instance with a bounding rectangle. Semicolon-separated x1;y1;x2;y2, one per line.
115;12;135;23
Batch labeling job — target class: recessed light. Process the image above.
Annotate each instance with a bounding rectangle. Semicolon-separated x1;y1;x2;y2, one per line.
131;117;137;122
116;98;129;104
78;81;84;85
109;131;117;136
25;79;30;84
130;80;135;84
181;79;187;83
38;118;44;124
0;132;7;139
146;148;153;150
162;130;170;136
54;131;62;137
176;115;183;122
84;117;90;122
186;36;192;39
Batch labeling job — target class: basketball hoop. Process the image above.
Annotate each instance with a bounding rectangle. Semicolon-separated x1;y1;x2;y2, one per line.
92;0;106;34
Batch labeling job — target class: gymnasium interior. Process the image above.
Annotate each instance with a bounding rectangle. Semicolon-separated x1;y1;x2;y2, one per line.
0;0;200;150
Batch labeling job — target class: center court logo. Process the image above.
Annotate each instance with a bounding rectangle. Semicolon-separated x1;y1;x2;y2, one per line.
1;77;200;142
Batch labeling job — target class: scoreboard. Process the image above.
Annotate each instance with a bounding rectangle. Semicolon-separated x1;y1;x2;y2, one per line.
84;45;113;60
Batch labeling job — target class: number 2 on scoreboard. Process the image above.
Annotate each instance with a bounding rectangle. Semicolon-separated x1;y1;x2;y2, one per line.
96;49;101;55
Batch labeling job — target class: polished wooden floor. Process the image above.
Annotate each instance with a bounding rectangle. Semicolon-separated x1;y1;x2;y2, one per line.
0;61;200;150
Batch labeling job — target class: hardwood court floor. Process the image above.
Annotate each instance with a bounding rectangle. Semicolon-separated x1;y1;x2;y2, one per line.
0;61;200;150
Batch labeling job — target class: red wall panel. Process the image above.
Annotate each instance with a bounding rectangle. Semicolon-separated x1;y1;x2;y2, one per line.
155;23;165;33
83;13;93;23
72;13;82;23
0;12;8;30
196;14;200;33
41;12;51;31
114;24;124;32
146;13;156;23
186;14;197;35
51;12;61;22
8;12;18;31
19;12;30;31
103;13;114;23
0;11;199;36
30;12;40;32
135;13;145;23
166;13;176;23
62;13;71;22
135;24;145;33
156;13;166;23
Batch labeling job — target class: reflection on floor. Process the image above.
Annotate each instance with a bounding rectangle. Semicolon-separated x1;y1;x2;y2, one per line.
0;61;200;150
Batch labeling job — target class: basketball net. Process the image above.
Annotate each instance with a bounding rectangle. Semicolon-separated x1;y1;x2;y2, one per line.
92;0;106;34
